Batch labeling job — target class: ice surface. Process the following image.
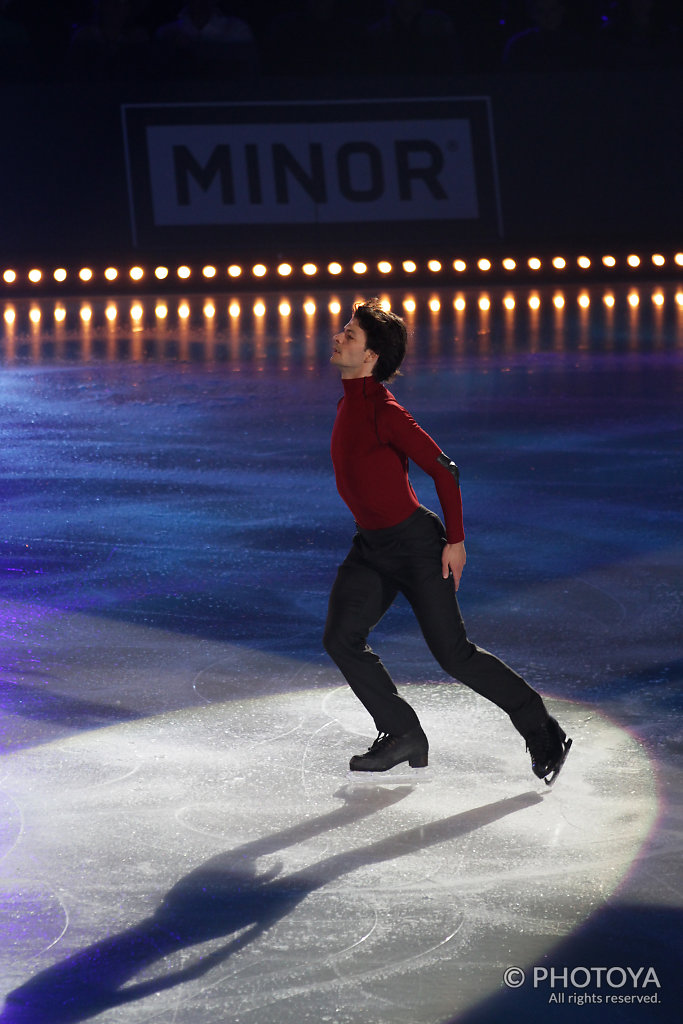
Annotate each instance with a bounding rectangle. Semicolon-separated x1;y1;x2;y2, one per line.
0;671;659;1023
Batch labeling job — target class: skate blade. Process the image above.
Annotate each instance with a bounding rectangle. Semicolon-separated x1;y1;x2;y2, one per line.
544;737;573;786
346;766;433;785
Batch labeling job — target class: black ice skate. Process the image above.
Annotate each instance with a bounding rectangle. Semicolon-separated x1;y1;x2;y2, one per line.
526;716;572;785
349;727;429;773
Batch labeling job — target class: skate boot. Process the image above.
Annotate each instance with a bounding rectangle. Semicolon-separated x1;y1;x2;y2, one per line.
526;715;572;785
350;727;429;773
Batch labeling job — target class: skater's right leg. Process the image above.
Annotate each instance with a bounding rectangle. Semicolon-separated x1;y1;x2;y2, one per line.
323;544;422;737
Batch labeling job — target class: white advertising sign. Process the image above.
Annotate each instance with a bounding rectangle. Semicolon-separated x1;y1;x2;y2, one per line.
145;119;479;226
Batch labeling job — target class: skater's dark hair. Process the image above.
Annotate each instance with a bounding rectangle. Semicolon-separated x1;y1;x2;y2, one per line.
353;298;407;383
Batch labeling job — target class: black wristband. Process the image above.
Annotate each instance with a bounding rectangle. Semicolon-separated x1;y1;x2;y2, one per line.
436;452;460;484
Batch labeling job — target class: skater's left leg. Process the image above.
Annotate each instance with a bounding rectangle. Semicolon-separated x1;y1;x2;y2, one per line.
419;586;572;782
414;579;547;738
396;509;548;737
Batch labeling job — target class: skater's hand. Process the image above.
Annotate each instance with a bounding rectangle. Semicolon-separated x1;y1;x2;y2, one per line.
442;541;466;591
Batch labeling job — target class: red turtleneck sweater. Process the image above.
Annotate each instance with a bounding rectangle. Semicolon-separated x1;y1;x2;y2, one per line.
331;376;464;543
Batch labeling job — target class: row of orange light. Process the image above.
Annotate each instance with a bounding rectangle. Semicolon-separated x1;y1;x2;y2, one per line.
3;289;682;327
2;252;683;288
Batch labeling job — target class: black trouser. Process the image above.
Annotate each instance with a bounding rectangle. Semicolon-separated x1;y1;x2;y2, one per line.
323;506;547;739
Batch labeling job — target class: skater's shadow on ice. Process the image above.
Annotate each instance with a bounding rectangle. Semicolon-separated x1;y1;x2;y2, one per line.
1;788;541;1023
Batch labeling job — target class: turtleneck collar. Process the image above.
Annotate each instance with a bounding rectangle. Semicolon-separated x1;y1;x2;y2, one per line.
341;375;384;397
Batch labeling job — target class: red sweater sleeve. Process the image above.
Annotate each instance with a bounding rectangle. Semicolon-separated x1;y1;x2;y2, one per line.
376;402;465;544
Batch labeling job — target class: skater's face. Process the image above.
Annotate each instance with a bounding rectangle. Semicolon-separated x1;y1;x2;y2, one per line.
331;317;378;379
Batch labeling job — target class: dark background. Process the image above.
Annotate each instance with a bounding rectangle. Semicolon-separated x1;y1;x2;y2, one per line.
0;1;680;262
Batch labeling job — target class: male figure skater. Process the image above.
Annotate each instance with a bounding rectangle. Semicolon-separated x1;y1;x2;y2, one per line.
323;298;572;783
